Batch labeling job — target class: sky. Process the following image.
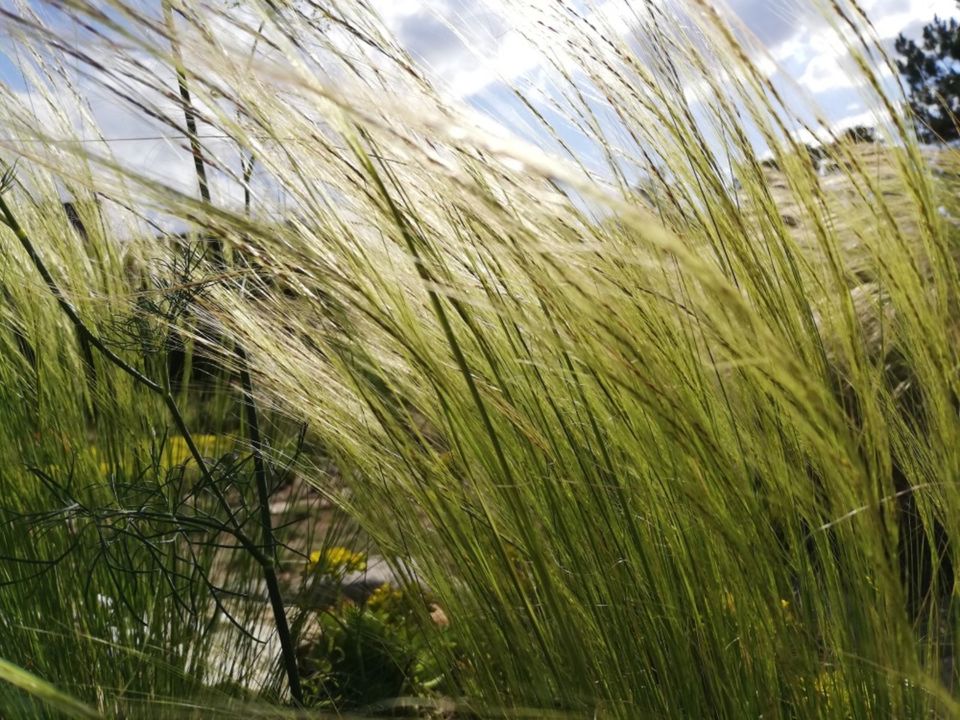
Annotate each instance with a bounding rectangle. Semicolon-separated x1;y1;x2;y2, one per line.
0;0;954;207
371;0;955;130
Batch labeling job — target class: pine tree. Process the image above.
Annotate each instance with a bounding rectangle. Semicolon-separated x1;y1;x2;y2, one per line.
895;4;960;143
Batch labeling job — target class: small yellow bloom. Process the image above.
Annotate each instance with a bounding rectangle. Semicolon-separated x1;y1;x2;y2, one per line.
366;583;403;612
307;546;367;575
165;435;223;467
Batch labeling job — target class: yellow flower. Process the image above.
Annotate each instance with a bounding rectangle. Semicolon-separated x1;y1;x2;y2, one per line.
164;435;224;467
366;583;403;613
307;547;367;575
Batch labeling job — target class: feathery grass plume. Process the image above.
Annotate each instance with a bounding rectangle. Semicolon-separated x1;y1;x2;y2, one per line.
0;657;98;719
2;0;960;717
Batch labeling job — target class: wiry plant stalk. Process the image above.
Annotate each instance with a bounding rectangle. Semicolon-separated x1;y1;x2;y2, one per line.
0;182;305;705
161;1;211;208
160;3;303;703
237;348;304;706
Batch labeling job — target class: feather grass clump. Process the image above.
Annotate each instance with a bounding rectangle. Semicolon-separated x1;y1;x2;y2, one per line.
2;0;960;717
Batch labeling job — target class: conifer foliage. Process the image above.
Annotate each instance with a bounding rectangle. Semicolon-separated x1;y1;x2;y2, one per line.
896;3;960;142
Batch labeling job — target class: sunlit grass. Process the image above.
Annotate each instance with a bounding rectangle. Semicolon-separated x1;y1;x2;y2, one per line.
0;0;959;717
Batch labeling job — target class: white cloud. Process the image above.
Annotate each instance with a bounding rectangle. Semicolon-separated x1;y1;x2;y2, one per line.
867;0;957;38
2;0;955;202
362;0;951;127
796;43;849;94
366;0;664;99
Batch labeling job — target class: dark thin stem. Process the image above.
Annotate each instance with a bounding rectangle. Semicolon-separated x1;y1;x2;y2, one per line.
162;3;210;206
161;0;224;267
0;189;308;702
237;123;303;708
159;6;302;703
0;200;160;395
0;192;269;563
0;188;250;545
242;152;256;213
238;346;303;704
